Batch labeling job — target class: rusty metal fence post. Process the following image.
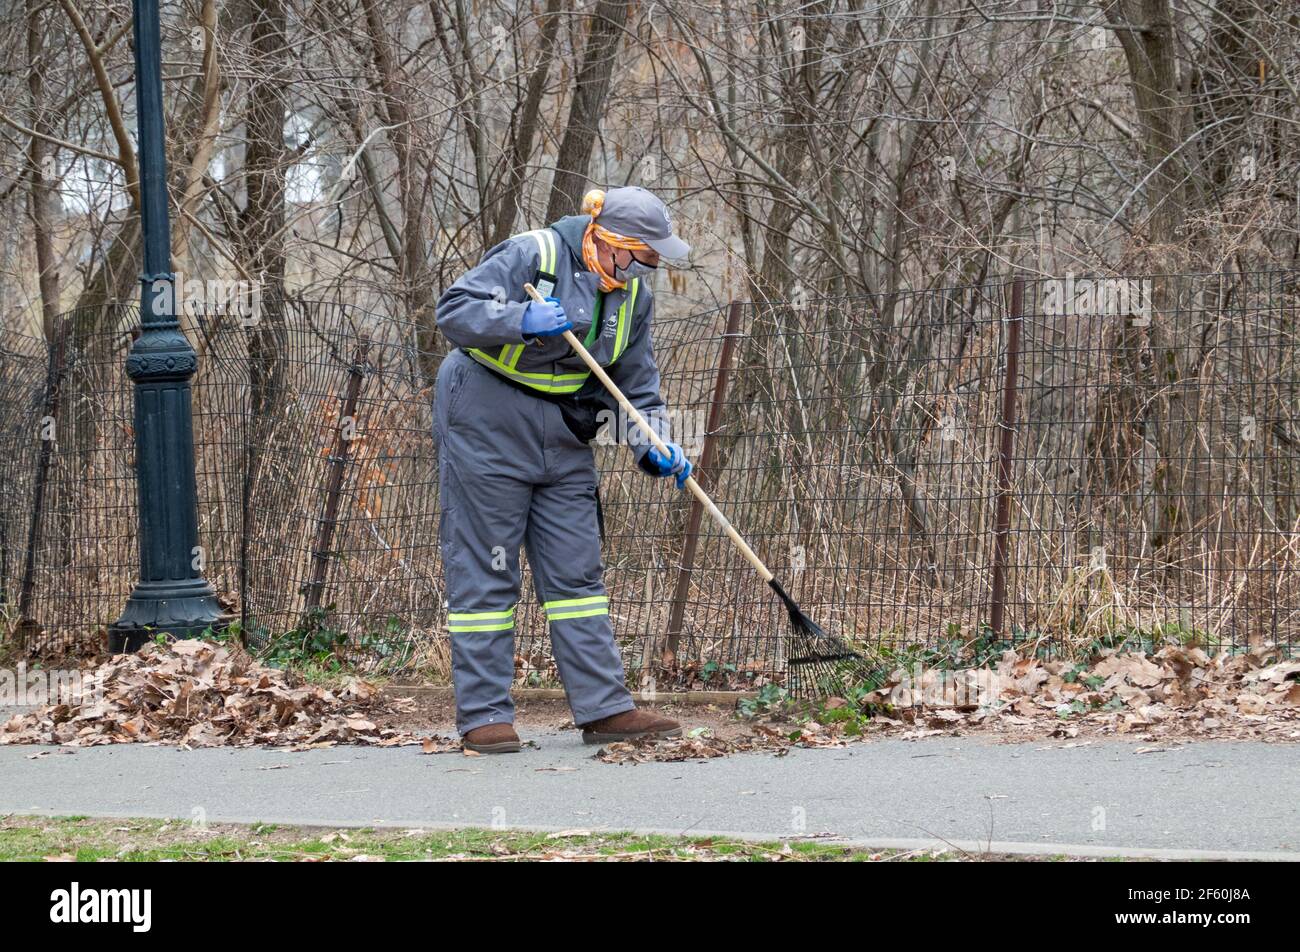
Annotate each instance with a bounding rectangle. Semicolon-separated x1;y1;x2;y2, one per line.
988;276;1023;640
301;340;371;623
662;301;745;669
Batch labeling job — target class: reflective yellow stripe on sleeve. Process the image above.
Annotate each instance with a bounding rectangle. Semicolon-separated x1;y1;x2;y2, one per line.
538;228;556;273
469;229;591;394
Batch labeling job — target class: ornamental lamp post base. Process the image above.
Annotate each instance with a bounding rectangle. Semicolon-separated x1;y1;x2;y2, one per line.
108;577;228;654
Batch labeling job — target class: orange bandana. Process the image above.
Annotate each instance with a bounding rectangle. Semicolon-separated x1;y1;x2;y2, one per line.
581;189;651;292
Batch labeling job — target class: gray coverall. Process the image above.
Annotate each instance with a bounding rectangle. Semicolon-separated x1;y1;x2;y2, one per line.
434;214;672;735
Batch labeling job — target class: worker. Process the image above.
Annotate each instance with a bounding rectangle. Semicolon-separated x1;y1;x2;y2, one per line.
434;186;692;753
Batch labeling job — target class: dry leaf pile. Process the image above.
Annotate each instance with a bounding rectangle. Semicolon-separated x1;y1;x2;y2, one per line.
0;639;458;751
596;722;855;764
943;644;1300;739
5;639;1295;762
599;644;1300;763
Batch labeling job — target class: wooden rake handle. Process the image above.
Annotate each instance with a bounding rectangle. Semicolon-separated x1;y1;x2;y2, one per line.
523;282;774;583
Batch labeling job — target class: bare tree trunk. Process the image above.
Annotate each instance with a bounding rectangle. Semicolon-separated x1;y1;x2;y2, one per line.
545;0;630;221
172;0;223;280
26;0;59;338
755;5;831;301
242;0;289;411
363;0;437;378
1104;0;1189;266
239;0;292;629
427;0;492;247
490;0;564;245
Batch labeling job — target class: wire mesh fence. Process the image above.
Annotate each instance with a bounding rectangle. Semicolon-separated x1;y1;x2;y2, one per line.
1;271;1297;687
700;272;1300;671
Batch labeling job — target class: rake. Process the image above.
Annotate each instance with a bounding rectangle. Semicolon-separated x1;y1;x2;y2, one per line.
524;283;871;697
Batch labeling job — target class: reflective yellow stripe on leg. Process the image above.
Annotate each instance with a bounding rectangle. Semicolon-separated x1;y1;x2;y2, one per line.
448;606;516;633
542;595;609;622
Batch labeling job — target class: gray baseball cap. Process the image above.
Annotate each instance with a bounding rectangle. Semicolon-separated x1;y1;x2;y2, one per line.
592;186;690;259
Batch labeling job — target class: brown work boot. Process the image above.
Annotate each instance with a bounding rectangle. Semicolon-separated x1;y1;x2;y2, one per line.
462;723;522;754
580;709;682;745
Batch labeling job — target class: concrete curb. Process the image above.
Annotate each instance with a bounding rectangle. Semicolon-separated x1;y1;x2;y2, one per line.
9;807;1296;861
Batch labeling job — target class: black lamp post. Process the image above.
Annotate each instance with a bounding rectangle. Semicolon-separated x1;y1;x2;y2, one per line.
109;0;224;652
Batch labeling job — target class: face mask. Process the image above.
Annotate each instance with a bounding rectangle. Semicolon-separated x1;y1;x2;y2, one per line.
614;254;657;283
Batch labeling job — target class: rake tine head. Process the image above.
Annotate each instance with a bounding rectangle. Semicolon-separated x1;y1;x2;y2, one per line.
768;579;877;698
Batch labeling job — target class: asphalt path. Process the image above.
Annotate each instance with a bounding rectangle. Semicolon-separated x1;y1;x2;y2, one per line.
2;733;1296;859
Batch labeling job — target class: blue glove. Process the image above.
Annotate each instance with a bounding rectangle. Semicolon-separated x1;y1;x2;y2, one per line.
522;295;572;338
645;442;692;489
